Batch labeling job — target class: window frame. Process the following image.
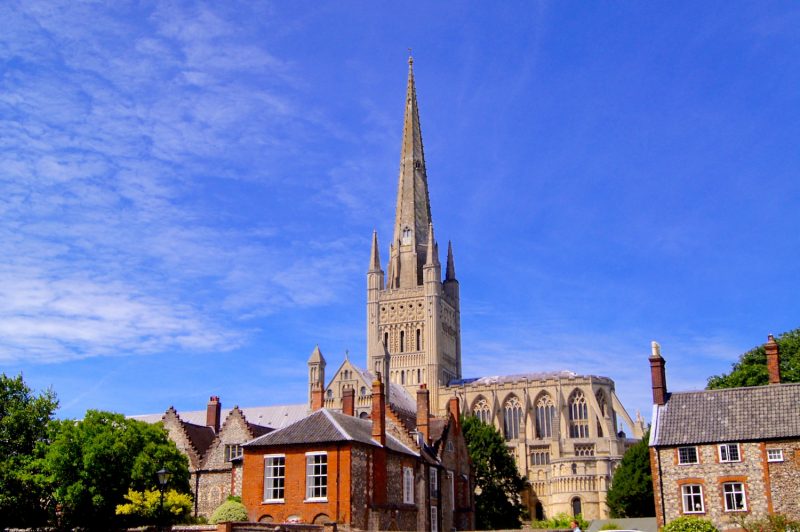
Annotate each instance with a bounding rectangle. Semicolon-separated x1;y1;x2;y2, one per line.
681;484;705;514
430;505;438;532
678;446;699;465
430;467;438;497
722;482;747;512
718;443;741;463
224;443;243;462
767;449;784;462
304;451;328;502
403;466;414;504
263;454;286;503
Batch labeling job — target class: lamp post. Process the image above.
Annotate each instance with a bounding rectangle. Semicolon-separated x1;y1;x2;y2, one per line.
156;468;171;531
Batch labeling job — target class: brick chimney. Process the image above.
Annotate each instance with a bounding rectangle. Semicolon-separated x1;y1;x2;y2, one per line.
206;396;221;433
766;334;781;385
342;386;355;416
371;376;386;446
416;384;430;444
448;396;461;432
649;341;667;406
310;383;324;411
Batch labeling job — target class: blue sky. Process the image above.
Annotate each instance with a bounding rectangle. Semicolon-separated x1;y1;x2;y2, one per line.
2;1;799;424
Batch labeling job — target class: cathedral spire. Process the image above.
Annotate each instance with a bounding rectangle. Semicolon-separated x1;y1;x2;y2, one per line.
390;56;433;288
369;230;381;271
445;240;456;281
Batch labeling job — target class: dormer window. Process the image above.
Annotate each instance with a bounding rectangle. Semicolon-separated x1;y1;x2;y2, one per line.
402;226;412;244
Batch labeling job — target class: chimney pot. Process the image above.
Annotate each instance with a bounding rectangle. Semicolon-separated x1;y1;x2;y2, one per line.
206;396;221;433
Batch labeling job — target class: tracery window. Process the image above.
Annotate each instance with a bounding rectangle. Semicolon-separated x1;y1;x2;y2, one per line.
535;394;555;439
472;398;491;424
503;396;523;440
596;391;607;437
568;390;589;438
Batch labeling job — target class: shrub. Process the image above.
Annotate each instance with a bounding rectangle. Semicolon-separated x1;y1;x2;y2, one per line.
663;516;718;532
600;523;621;531
529;512;588;530
209;499;248;524
735;513;800;531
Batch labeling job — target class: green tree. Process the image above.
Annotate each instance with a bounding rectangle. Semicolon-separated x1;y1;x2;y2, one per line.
707;328;800;389
606;431;655;518
462;416;527;530
43;410;190;530
0;373;59;528
209;498;248;524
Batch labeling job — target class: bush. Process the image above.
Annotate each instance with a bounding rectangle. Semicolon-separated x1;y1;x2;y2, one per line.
209;499;248;524
663;516;718;532
600;523;621;531
529;512;588;530
735;513;800;531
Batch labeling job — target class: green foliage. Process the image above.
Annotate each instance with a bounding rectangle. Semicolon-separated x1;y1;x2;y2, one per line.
115;488;192;524
209;499;249;523
707;328;800;388
42;410;190;530
462;415;527;530
606;431;654;518
529;512;588;530
663;516;719;532
0;373;59;528
733;513;800;531
600;523;621;531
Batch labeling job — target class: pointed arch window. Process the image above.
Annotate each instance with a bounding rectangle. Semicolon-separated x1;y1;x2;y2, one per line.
416;329;421;351
400;330;405;353
535;394;555;439
472;398;491;424
384;332;389;350
569;391;589;438
402;227;412;244
596;391;607;438
503;396;523;440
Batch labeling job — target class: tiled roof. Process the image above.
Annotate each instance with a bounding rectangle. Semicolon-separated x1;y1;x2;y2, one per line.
182;421;216;457
131;404;307;431
358;368;417;415
650;383;800;446
244;409;418;457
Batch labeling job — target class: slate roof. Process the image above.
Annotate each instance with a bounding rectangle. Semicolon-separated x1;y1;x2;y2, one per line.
357;368;417;415
244;408;418;457
448;371;613;386
182;421;216;457
131;404;307;431
650;383;800;446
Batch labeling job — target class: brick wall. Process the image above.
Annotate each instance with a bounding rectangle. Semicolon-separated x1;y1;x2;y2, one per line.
241;443;352;525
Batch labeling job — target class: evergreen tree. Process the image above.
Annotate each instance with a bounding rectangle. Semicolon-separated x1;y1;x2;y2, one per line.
707;328;800;389
462;415;527;530
606;431;654;518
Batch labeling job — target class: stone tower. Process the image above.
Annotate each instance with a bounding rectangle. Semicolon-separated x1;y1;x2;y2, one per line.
367;57;462;401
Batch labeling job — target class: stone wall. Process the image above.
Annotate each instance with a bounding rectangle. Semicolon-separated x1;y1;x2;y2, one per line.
765;439;800;519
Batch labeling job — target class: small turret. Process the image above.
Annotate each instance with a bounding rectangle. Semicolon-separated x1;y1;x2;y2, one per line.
308;345;326;410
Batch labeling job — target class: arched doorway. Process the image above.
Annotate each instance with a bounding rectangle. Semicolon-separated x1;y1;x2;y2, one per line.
571;496;582;517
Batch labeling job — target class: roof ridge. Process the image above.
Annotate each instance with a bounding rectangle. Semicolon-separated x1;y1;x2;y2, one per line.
671;382;800;396
322;409;354;442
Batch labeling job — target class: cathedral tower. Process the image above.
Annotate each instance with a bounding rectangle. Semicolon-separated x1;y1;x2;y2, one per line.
367;57;462;401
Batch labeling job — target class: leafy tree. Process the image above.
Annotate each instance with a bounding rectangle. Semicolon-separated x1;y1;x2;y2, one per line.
42;410;190;530
606;431;654;518
209;498;248;523
530;512;588;530
115;488;193;525
707;328;800;389
462;415;527;530
663;516;718;532
0;373;59;528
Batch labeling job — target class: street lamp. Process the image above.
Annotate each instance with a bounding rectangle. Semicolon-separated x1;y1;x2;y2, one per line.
157;468;171;531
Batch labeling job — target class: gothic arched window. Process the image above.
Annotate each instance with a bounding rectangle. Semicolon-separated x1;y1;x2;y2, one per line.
416;329;421;351
472;398;491;424
569;390;589;438
384;332;389;349
535;394;555;439
401;371;405;385
503;396;523;440
360;386;367;397
402;226;412;244
596;390;607;438
400;330;405;353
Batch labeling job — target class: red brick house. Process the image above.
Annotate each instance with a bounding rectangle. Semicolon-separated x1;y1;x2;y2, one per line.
241;376;474;530
649;335;800;530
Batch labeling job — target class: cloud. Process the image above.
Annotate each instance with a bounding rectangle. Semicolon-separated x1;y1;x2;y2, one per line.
0;2;364;363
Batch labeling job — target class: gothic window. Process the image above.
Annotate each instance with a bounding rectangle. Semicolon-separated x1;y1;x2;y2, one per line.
417;369;421;384
326;389;333;399
596;391;607;437
401;371;405;385
400;330;405;353
503;396;523;440
535;394;555;439
402;227;412;244
575;445;595;457
530;449;550;466
472;398;491;424
571;463;577;475
360;386;367;397
571;497;582;517
568;391;589;438
416;329;421;351
384;332;389;349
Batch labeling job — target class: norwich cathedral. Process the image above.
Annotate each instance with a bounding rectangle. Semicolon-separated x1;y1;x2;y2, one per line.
139;58;644;523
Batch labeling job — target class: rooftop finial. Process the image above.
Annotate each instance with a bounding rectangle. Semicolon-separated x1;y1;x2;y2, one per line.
408;48;413;65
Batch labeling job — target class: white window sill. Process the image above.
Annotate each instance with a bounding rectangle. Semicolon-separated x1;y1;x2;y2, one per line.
304;497;328;503
262;499;284;504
